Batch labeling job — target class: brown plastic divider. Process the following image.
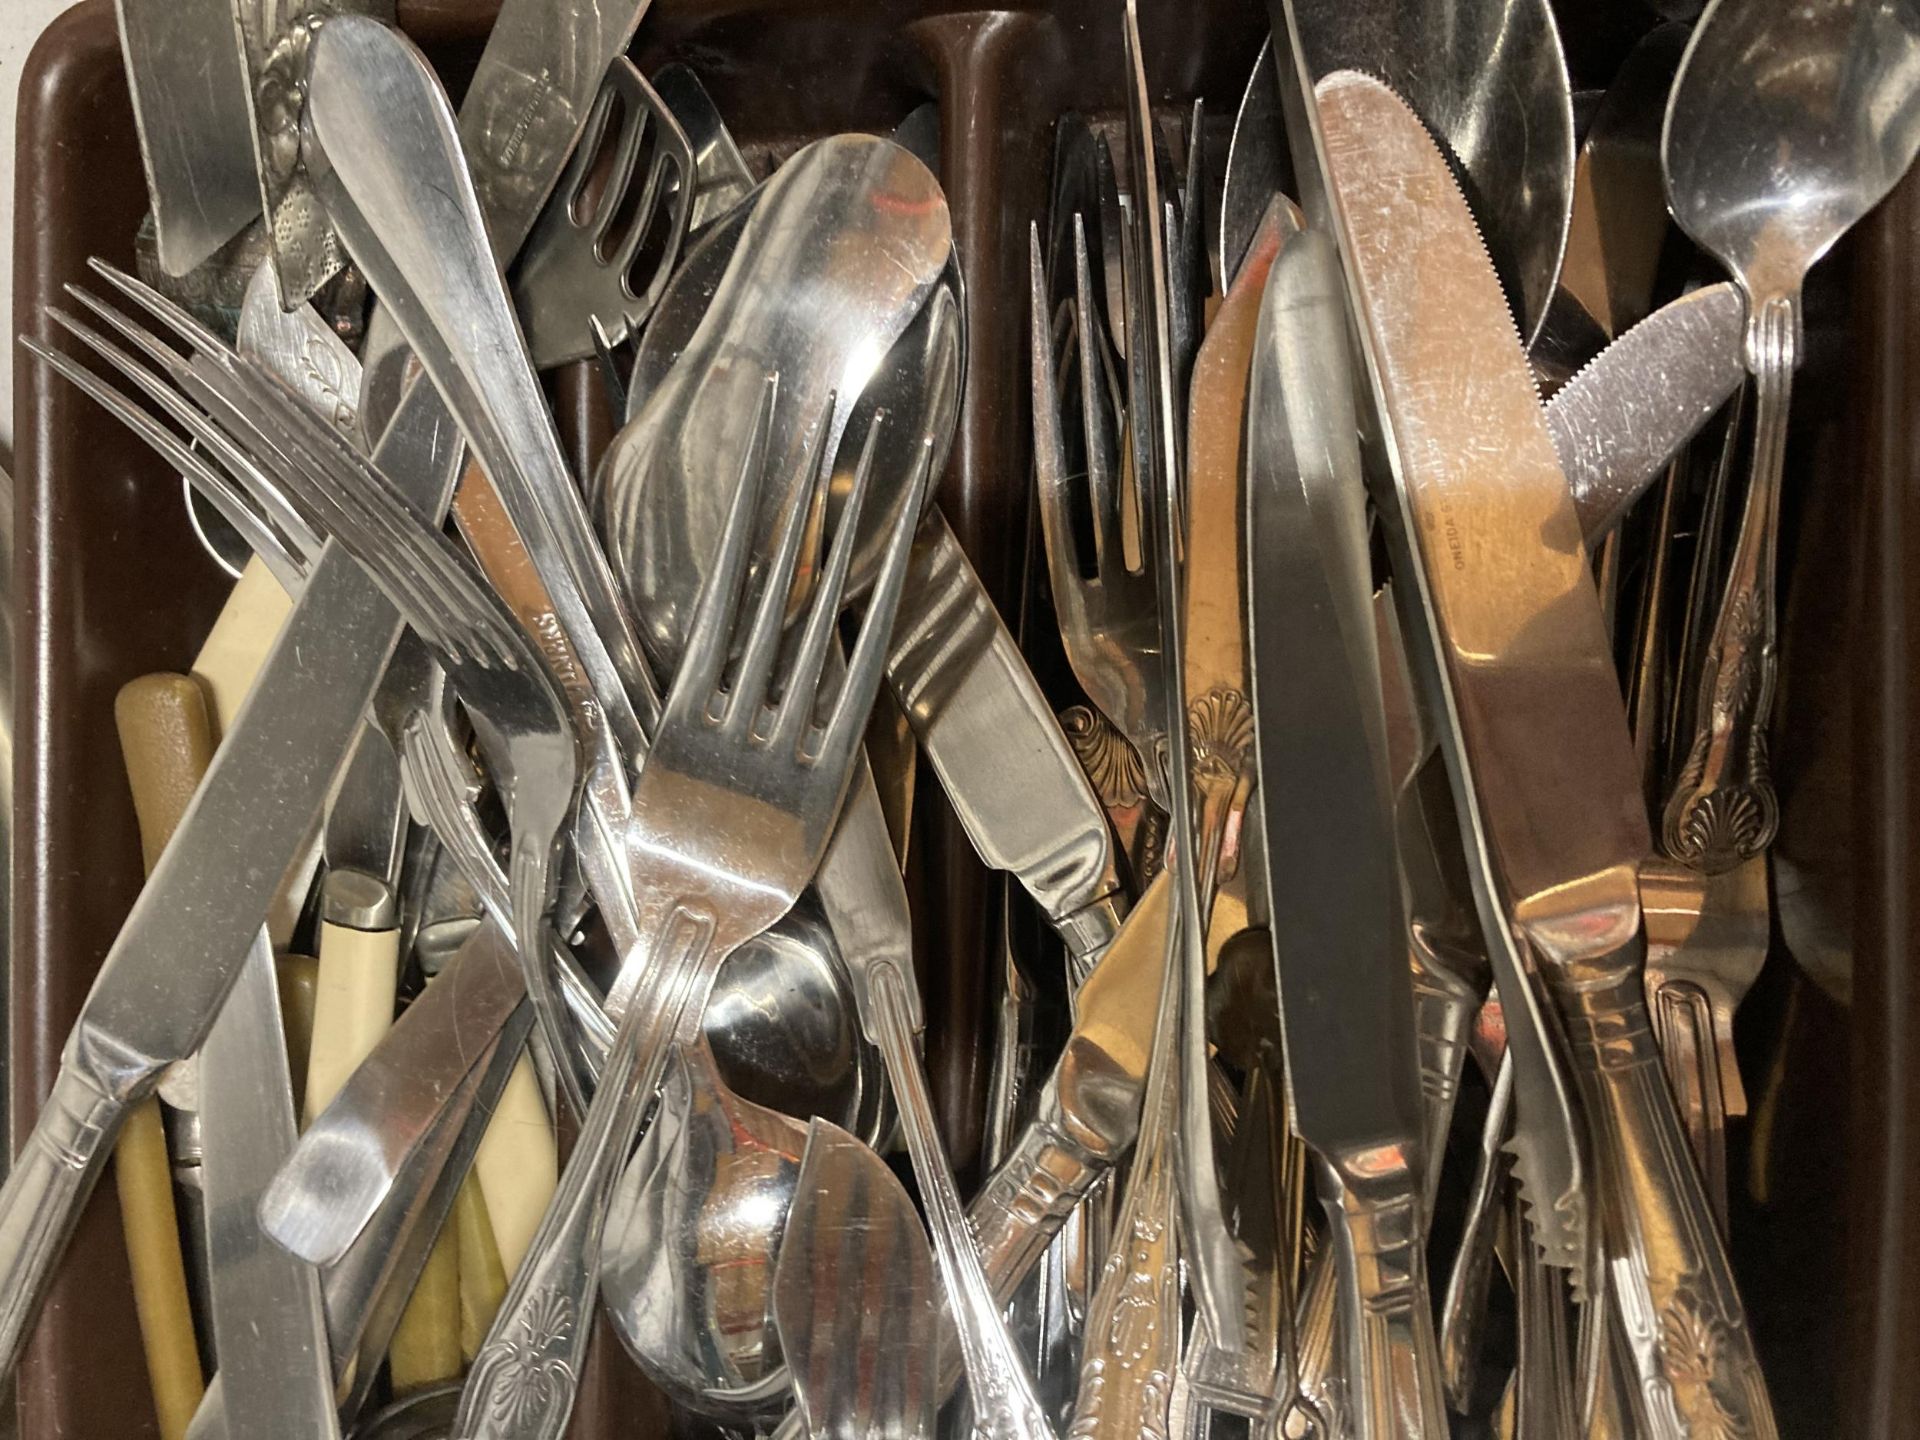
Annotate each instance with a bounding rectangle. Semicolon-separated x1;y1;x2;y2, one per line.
11;0;1908;1435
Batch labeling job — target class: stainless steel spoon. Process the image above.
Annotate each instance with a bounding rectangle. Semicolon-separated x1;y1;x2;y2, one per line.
1660;0;1920;872
597;133;951;673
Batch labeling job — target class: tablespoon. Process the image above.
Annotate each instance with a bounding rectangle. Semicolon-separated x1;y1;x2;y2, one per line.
1661;0;1920;872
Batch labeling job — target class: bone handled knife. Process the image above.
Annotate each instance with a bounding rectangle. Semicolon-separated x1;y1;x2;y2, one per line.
1312;68;1778;1440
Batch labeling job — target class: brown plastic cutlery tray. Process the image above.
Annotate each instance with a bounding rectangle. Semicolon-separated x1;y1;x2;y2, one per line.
11;0;1918;1434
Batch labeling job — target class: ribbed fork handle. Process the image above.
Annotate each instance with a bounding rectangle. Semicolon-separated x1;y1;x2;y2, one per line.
453;905;721;1440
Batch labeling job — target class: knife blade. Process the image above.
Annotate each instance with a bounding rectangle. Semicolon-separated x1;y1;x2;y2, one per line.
1547;281;1748;544
1245;226;1446;1437
1314;69;1778;1438
1265;32;1590;1273
114;0;260;276
0;352;461;1378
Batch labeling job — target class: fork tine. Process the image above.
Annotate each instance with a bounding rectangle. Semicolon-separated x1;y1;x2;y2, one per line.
675;372;780;707
61;283;187;380
1073;214;1123;573
1030;226;1096;639
87;259;235;364
50;303;320;558
772;405;882;747
568;80;621;234
24;336;306;582
823;430;935;755
727;429;820;728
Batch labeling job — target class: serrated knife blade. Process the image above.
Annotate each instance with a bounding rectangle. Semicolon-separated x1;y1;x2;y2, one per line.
1313;70;1778;1438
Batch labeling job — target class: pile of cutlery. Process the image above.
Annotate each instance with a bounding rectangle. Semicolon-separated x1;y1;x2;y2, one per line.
6;0;1917;1435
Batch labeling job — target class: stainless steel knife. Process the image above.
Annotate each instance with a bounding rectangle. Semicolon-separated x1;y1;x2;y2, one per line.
114;0;260;276
0;355;462;1378
1266;7;1591;1280
1313;69;1777;1438
1245;226;1446;1438
1547;280;1748;543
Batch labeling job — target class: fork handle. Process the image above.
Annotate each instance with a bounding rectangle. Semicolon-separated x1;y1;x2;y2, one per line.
1644;977;1731;1230
869;963;1055;1440
0;1064;128;1379
455;910;718;1440
1548;942;1776;1440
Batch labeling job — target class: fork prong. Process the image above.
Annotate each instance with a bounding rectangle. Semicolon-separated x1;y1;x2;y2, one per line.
675;372;780;709
24;336;306;583
61;283;187;380
727;429;820;729
1030;226;1097;637
49;303;319;559
773;404;881;748
1073;213;1123;573
567;79;621;234
823;430;935;757
87;258;235;365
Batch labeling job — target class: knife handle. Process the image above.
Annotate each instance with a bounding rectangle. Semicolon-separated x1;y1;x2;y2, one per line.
190;556;293;737
455;1172;509;1361
969;1105;1113;1302
115;672;218;1439
1551;943;1777;1440
1314;1147;1449;1440
304;870;400;1126
471;1053;558;1279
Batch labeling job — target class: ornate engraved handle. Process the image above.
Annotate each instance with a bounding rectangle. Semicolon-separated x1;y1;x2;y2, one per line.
0;1064;127;1377
1548;941;1778;1440
1645;979;1730;1229
1661;295;1795;874
454;906;718;1440
869;962;1057;1440
1315;1149;1449;1440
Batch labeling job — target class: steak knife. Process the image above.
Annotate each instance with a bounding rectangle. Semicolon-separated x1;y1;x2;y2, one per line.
1312;69;1777;1438
1245;227;1445;1438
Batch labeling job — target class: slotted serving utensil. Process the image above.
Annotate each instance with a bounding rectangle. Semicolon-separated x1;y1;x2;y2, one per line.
512;58;695;370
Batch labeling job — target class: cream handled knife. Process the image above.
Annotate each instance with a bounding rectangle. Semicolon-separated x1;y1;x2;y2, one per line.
1313;69;1777;1439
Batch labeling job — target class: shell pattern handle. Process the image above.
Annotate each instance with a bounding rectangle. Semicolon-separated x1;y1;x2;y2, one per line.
1315;1149;1449;1440
1550;938;1778;1440
1660;294;1795;874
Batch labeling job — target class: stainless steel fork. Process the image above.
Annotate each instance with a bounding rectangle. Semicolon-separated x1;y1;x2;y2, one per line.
43;277;598;1137
455;375;929;1440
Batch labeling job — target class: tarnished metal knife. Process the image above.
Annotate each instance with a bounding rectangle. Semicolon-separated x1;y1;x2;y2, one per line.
1313;69;1777;1438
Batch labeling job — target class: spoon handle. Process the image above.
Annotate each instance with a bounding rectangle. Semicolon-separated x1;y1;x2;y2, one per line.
1661;294;1795;873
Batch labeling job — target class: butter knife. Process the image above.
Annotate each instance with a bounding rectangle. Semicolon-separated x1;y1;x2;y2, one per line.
0;350;461;1378
1314;69;1777;1438
1245;226;1444;1438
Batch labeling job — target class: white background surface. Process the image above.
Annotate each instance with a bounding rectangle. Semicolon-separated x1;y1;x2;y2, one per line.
2;0;82;468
